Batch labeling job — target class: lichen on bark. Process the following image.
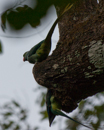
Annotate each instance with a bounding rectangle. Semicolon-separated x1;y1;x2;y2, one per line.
33;0;104;113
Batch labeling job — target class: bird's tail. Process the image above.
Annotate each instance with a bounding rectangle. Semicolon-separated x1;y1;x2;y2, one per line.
55;109;93;130
61;4;73;17
45;3;73;43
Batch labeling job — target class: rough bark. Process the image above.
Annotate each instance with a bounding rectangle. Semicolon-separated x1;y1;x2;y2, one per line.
33;0;104;113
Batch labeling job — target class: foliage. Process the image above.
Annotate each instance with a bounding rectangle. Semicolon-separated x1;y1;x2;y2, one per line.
0;100;38;130
65;92;104;130
1;0;51;31
35;87;48;121
1;91;104;130
1;0;78;31
1;4;40;30
35;87;104;130
0;40;2;53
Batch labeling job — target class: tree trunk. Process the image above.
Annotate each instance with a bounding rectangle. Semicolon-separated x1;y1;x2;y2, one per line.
33;0;104;113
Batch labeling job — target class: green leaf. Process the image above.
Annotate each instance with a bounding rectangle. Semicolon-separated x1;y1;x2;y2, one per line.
20;109;27;114
12;100;20;107
40;110;48;120
34;127;39;130
20;115;27;120
4;112;13;116
78;100;86;109
41;95;45;107
0;40;2;53
3;124;9;129
14;125;20;130
1;12;7;31
3;122;14;129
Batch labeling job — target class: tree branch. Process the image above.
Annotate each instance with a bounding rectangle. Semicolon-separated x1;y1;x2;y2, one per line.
33;0;104;113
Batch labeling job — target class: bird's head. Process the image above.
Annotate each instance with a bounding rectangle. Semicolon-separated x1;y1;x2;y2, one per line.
23;51;29;61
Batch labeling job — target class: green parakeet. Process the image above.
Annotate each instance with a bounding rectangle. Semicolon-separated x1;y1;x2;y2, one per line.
46;89;93;129
23;4;73;64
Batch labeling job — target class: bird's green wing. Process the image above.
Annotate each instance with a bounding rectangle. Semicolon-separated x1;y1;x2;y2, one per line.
28;40;45;57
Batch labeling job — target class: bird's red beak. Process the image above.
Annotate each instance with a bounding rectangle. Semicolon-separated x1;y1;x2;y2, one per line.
23;57;25;62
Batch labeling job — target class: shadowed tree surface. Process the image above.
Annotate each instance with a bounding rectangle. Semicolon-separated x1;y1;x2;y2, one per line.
33;0;104;114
